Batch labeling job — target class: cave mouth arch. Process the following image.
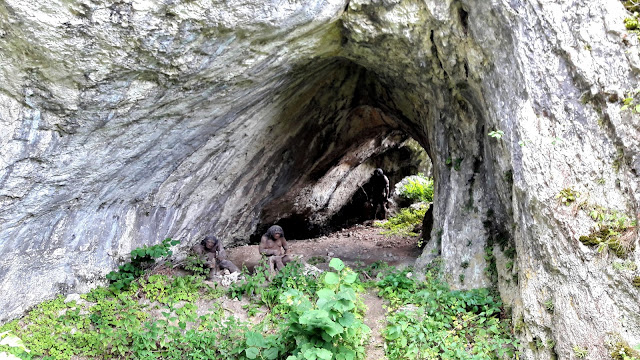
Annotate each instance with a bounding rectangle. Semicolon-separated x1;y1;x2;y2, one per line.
245;57;435;243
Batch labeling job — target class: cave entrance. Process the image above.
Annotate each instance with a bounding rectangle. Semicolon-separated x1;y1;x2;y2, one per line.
246;58;436;246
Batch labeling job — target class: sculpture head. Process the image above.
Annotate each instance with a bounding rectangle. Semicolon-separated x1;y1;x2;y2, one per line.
266;225;284;240
202;236;219;250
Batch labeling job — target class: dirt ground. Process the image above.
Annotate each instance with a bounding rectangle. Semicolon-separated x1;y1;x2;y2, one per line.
226;223;422;273
224;223;422;360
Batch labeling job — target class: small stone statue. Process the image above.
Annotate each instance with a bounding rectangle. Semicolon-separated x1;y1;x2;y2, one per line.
191;236;239;278
258;225;292;275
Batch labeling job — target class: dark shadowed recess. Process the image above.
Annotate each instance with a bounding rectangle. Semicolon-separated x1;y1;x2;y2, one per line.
248;57;433;243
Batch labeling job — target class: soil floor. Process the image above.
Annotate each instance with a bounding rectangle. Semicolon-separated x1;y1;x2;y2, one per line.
225;223;423;360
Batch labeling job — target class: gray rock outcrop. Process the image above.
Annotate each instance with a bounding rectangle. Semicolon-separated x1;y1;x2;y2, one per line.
0;0;639;358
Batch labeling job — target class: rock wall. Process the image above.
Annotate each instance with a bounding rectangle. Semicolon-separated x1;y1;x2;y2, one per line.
1;0;639;358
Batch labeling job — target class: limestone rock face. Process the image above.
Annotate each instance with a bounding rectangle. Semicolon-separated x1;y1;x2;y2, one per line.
1;0;639;359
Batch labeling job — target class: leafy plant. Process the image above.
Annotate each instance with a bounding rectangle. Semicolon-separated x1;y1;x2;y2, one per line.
278;258;370;360
375;204;429;236
381;267;519;360
543;298;554;312
307;256;327;266
395;174;434;203
556;188;578;206
612;261;638;272
0;331;30;360
488;130;504;139
573;345;588;358
621;88;640;113
228;263;269;300
106;238;180;292
184;253;209;278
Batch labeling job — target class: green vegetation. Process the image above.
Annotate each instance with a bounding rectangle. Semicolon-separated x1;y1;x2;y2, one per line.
573;345;588;358
620;89;640;113
488;130;504;139
378;265;519;360
0;241;524;360
543;298;554;312
307;256;327;266
375;204;429;236
106;238;180;291
632;277;640;288
612;261;638;271
577;204;637;259
396;173;434;203
555;188;578;206
278;258;370;360
0;331;28;360
610;336;640;360
377;173;434;237
0;256;374;360
183;253;210;278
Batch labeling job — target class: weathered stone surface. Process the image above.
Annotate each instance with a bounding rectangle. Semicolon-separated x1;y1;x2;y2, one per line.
0;0;639;358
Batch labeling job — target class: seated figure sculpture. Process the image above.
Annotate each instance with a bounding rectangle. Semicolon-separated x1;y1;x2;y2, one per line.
258;225;292;275
191;235;239;278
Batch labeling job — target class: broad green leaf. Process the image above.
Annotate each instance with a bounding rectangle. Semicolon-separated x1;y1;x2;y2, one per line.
338;312;355;327
329;258;344;271
246;331;265;348
245;347;260;359
324;272;339;285
337;288;356;301
263;347;279;360
316;348;333;360
322;321;344;337
317;288;336;300
343;272;358;284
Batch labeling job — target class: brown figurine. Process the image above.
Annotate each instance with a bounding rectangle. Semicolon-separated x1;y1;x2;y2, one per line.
258;225;292;275
371;168;390;220
191;235;239;278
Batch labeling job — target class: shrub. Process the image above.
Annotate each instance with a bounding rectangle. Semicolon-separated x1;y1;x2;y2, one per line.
375;203;429;236
106;238;180;292
395;174;434;203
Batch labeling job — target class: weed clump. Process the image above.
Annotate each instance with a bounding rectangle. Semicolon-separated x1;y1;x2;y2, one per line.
375;203;429;236
395;173;434;203
577;205;637;259
610;337;640;360
632;276;640;288
556;188;579;206
579;225;636;259
379;266;519;359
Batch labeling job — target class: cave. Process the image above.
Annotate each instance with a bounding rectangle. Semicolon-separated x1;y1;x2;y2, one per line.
1;0;639;358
